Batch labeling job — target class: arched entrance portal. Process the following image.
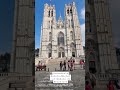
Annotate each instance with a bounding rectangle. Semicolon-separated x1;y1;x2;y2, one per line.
86;39;97;73
58;47;65;58
89;53;96;73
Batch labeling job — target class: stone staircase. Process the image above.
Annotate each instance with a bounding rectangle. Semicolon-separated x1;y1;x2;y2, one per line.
35;72;74;90
36;57;82;65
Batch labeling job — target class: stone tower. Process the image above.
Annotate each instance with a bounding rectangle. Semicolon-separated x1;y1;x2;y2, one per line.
40;3;56;58
40;2;84;59
10;0;35;75
85;0;119;74
64;2;84;58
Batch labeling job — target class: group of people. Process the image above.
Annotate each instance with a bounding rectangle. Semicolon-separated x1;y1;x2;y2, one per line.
36;61;46;71
85;72;120;90
60;57;75;71
85;80;120;90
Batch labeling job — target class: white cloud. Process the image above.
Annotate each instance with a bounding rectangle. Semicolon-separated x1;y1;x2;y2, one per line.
80;7;85;20
80;23;85;46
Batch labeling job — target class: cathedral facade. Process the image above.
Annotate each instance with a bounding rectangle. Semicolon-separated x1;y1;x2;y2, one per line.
40;2;84;59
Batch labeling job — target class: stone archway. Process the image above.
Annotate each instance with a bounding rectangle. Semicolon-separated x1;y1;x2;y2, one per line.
86;39;97;73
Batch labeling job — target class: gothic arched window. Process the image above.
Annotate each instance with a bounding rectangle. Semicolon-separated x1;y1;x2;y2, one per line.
68;20;70;27
85;12;90;22
67;9;69;15
51;10;53;17
70;9;72;14
49;32;52;41
71;19;73;28
58;32;64;46
48;10;50;17
48;21;50;29
88;0;94;5
70;43;76;57
86;39;96;51
89;53;96;73
70;31;73;40
85;12;91;33
58;47;65;58
47;43;52;58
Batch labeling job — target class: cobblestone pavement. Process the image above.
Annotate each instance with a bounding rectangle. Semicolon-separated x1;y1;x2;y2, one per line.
35;64;85;90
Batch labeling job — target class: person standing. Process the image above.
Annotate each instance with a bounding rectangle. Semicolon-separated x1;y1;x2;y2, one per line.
80;60;83;69
73;58;75;70
70;59;73;71
63;60;66;71
68;60;70;71
107;80;115;90
60;61;63;71
43;63;46;71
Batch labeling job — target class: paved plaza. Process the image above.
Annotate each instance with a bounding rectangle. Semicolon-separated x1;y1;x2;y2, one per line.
35;64;85;90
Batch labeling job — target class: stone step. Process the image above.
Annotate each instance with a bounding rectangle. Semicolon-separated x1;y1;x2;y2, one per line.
35;72;74;90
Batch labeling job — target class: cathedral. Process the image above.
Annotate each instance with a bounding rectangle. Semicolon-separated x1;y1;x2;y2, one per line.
40;2;84;59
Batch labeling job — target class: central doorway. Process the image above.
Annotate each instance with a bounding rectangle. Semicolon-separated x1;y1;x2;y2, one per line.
58;47;65;58
72;52;75;57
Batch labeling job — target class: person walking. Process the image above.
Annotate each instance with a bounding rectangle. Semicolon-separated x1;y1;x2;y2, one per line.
60;61;63;71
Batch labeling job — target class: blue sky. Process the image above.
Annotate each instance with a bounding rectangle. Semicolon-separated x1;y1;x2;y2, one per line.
35;0;85;49
0;0;15;54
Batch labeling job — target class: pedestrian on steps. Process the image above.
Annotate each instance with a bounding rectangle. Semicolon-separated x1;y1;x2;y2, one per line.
63;60;66;71
70;59;73;71
60;61;63;71
68;60;70;71
107;80;115;90
73;58;75;70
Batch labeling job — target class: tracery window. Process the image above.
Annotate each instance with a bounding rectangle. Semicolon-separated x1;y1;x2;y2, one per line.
48;10;50;17
70;31;73;40
49;32;52;41
67;9;69;15
58;32;64;46
51;10;53;16
47;43;52;58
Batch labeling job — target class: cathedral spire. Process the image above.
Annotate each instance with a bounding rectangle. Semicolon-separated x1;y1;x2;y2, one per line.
58;12;62;22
